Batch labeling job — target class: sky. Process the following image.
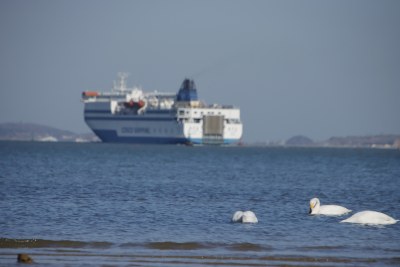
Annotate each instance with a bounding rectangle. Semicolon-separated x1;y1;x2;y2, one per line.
0;0;399;143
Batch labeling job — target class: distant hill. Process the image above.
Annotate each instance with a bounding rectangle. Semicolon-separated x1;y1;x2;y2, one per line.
0;122;99;142
285;135;314;146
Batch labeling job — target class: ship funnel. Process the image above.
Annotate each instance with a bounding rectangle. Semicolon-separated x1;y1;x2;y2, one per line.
177;79;198;101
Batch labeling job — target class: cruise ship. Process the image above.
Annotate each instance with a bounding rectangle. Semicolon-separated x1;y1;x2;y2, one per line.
82;73;243;145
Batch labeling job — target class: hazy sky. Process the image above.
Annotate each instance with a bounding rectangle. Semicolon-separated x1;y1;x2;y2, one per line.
1;0;399;142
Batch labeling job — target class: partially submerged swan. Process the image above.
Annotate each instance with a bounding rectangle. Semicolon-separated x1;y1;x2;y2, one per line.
232;211;258;223
341;211;398;225
309;198;351;216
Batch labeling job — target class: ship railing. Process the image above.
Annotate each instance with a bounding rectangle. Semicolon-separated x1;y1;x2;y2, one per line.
145;92;176;97
206;104;236;109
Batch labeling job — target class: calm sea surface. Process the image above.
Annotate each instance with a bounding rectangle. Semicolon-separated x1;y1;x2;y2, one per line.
1;141;399;266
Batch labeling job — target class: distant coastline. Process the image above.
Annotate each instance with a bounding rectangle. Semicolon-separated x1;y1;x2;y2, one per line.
0;122;399;149
314;135;400;149
246;134;400;149
0;122;99;143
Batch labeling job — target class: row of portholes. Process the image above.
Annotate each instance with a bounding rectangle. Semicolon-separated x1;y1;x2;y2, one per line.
179;110;223;116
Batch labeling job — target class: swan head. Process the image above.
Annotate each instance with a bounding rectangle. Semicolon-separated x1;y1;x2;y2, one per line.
309;198;320;214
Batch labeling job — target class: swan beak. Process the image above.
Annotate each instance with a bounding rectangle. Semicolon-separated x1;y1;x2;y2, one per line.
309;203;314;214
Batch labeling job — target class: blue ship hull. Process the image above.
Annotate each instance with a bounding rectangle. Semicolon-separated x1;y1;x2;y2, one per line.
93;129;239;145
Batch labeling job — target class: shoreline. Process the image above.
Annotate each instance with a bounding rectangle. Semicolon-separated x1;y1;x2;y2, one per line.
0;250;392;266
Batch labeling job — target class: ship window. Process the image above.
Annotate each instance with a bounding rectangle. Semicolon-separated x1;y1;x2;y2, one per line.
179;110;184;115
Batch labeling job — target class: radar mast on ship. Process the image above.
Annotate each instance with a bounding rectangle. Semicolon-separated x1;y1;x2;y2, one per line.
113;72;129;92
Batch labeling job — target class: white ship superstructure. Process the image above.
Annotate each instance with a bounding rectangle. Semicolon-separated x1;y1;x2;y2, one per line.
82;73;243;145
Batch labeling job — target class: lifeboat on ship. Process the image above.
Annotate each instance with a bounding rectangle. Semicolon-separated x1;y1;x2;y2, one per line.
82;91;99;97
124;99;145;108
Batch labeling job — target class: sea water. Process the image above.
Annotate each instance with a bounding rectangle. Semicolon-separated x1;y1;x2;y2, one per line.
0;141;399;266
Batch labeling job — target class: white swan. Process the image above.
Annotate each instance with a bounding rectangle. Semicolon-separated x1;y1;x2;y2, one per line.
232;211;258;223
232;211;244;222
309;198;351;216
340;211;398;225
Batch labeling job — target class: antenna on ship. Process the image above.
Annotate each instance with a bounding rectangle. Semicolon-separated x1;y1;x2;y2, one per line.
117;72;129;91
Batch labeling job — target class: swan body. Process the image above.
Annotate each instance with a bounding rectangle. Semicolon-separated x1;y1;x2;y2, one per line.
309;198;351;216
341;211;398;225
232;211;258;223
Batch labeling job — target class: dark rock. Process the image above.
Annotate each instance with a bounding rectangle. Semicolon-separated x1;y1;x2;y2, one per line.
17;253;33;264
